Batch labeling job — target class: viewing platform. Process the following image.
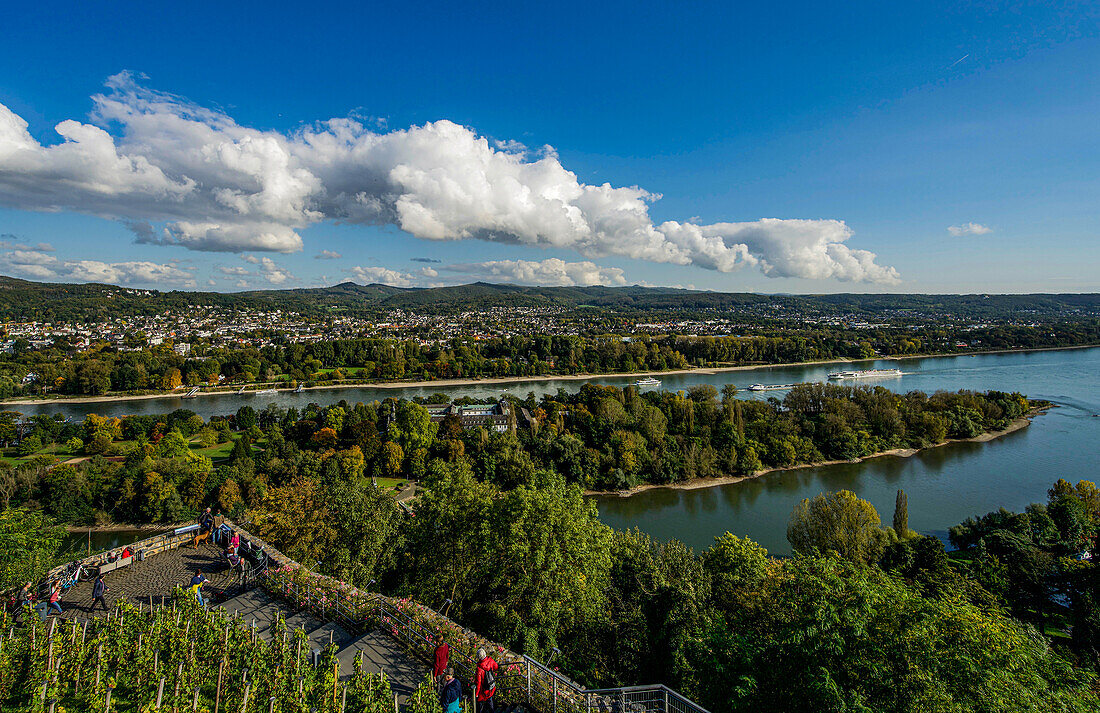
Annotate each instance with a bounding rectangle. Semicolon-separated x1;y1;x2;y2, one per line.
41;523;710;713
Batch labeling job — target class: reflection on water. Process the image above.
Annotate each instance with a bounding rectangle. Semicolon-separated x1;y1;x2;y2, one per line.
6;347;1100;556
59;528;166;558
597;425;1043;554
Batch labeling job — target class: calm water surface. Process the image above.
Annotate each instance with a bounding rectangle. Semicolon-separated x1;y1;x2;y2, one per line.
7;348;1100;554
597;348;1100;553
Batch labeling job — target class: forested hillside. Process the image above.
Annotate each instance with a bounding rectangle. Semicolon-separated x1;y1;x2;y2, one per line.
2;274;1100;321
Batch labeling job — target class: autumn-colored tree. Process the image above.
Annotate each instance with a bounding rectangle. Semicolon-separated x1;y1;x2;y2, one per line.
161;368;183;390
248;478;336;567
218;479;242;514
379;441;404;478
311;427;338;449
787;490;889;564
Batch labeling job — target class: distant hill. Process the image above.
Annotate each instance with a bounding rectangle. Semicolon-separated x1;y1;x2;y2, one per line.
0;274;1098;322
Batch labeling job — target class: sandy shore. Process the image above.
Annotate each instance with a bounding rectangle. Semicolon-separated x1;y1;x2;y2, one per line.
3;343;1096;408
588;406;1051;498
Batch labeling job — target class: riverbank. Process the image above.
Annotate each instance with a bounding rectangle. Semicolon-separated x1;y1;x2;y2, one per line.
3;343;1096;408
589;406;1052;498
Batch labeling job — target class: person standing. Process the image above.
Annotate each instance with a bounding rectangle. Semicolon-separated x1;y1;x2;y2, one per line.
474;648;499;713
439;668;462;713
46;582;63;616
433;635;450;684
189;570;207;606
90;573;109;612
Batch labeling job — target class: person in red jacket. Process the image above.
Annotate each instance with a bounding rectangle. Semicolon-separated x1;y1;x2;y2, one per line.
433;634;450;684
474;647;499;713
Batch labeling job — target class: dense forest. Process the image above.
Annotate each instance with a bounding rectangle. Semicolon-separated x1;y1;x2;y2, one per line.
2;274;1100;321
0;386;1096;711
0;384;1033;509
4;319;1100;398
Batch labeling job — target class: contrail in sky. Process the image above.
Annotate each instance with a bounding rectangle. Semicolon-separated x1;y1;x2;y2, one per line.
948;53;970;67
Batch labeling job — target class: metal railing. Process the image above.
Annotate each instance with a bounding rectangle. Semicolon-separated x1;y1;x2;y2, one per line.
582;686;711;713
232;525;711;713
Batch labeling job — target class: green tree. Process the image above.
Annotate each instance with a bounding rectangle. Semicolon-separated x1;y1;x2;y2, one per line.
704;532;768;612
0;507;65;589
787;490;889;564
15;434;41;456
389;401;437;455
235;405;257;431
379;441;404;478
893;488;913;538
689;555;1097;712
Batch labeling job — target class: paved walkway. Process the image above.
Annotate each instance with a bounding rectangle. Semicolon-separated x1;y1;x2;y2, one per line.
46;541;430;705
55;541;237;618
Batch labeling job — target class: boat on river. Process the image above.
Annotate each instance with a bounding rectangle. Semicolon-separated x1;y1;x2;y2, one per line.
748;382;803;391
634;377;662;388
827;368;902;380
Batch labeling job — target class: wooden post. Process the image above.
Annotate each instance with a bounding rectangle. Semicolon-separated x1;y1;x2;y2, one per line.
192;687;200;712
240;684;251;713
156;677;165;710
214;658;225;713
268;697;276;713
105;684;114;713
332;660;338;706
340;685;347;713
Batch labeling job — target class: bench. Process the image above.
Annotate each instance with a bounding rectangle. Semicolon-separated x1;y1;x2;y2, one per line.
96;555;133;576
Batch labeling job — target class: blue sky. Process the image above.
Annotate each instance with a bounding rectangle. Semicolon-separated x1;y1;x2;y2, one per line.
0;0;1097;293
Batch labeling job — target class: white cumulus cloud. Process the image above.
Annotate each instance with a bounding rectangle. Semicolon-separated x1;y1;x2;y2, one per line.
241;255;293;284
948;222;992;237
441;258;627;287
347;266;418;287
314;249;342;259
0;248;196;287
0;73;899;283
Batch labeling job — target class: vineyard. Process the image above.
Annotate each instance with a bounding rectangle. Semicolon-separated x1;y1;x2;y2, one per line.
0;592;443;713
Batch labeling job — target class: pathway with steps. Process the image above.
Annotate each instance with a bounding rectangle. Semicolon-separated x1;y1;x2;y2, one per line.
216;587;428;703
48;541;429;705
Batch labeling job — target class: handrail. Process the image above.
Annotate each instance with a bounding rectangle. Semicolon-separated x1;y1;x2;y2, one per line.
253;556;709;713
41;520;710;713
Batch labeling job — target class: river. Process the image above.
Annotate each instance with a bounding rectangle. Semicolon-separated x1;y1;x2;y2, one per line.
596;347;1100;554
6;348;1100;554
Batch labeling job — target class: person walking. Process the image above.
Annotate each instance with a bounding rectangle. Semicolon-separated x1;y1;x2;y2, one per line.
90;573;109;612
439;668;462;713
46;582;63;616
189;570;207;606
433;634;450;684
13;582;33;623
474;648;499;713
